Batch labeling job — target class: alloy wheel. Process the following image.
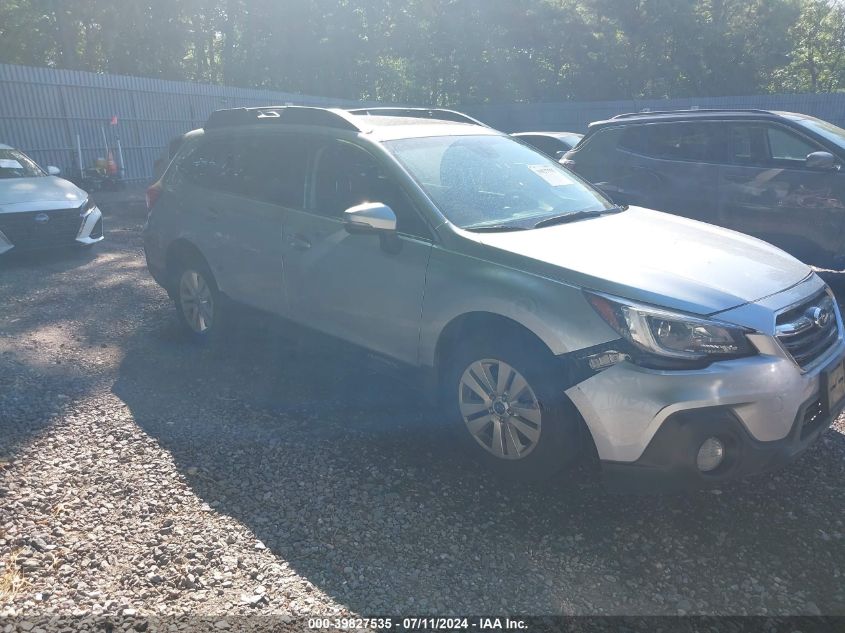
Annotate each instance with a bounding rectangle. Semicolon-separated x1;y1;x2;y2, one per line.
179;269;214;334
458;358;542;460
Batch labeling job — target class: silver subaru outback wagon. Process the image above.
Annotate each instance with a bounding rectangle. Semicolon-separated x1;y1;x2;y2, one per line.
143;106;845;491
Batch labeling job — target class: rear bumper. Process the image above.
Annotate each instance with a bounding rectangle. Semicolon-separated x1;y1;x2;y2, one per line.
145;253;170;290
142;230;170;290
600;375;843;493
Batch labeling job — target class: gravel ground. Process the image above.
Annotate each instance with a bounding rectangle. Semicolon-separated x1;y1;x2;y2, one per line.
1;205;844;629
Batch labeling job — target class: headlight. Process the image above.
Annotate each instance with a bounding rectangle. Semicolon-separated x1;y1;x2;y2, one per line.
585;291;755;363
79;198;96;217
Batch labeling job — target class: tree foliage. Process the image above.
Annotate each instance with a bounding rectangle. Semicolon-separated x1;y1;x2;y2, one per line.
0;0;842;103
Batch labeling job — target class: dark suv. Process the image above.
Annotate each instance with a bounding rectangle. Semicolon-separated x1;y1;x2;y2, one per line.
563;109;845;269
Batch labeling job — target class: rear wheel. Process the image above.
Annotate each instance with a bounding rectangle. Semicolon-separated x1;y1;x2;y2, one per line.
445;336;582;481
172;257;221;342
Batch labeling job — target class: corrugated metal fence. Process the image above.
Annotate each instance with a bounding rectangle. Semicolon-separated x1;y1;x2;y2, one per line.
0;63;362;183
4;62;845;183
465;93;845;134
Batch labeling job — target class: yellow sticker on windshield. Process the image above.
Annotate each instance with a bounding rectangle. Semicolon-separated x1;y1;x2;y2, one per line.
528;164;575;186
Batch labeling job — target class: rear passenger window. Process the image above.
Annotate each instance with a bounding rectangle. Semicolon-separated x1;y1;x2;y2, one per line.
646;123;713;161
238;136;309;208
179;137;247;194
618;126;649;154
176;135;309;207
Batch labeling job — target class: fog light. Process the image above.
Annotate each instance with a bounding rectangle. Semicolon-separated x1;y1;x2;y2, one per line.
696;437;725;472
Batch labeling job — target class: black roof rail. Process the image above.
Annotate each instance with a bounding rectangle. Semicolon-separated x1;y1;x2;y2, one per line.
610;108;774;120
204;106;364;131
347;107;488;127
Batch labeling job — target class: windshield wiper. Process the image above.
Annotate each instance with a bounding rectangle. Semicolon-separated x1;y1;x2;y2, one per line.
464;224;528;232
533;205;626;229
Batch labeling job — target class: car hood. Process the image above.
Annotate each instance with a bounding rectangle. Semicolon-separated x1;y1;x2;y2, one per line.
0;176;87;209
465;206;811;315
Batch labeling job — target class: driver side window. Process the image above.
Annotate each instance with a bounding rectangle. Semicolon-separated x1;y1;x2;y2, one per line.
767;126;820;162
311;141;430;238
729;124;822;167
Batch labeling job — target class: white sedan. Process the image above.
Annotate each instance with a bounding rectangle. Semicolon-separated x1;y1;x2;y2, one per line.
0;144;103;255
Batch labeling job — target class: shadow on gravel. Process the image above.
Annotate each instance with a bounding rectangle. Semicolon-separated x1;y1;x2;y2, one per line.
0;240;155;459
113;307;845;615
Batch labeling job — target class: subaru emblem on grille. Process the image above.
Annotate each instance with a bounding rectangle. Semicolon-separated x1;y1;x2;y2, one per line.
33;213;50;224
807;306;832;329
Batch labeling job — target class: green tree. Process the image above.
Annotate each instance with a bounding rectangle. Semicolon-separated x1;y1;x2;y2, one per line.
773;0;845;93
0;0;842;104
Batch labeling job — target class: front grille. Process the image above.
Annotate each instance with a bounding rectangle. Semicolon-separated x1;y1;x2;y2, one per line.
0;208;84;250
776;291;840;370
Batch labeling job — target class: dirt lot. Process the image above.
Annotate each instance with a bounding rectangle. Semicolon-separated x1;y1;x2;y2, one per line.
1;204;844;628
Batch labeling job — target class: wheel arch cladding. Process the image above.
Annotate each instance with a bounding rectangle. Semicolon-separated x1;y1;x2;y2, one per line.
435;313;551;373
165;239;211;282
434;310;600;463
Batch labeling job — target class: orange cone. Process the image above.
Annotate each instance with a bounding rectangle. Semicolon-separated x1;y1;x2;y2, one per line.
106;150;118;175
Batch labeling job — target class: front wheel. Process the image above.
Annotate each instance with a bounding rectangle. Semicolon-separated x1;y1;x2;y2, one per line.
445;338;583;481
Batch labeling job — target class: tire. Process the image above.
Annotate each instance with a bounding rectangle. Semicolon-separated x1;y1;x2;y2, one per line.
171;255;223;343
443;334;583;481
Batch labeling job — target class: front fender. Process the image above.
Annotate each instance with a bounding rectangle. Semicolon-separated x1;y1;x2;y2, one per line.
418;247;617;367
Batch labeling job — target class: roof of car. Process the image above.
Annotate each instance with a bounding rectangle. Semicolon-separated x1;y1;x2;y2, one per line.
200;105;500;141
347;107;487;127
513;131;583;138
0;143;13;150
588;108;795;130
368;120;499;142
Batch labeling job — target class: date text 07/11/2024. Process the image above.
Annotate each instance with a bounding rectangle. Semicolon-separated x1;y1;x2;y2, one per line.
307;617;528;630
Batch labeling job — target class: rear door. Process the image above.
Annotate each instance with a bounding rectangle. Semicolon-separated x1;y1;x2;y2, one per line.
171;133;299;315
281;139;433;364
717;122;845;265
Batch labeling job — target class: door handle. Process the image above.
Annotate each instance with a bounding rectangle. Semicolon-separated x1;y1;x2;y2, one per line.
288;233;311;250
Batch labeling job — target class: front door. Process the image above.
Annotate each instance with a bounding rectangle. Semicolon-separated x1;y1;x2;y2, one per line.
281;140;433;365
718;122;845;267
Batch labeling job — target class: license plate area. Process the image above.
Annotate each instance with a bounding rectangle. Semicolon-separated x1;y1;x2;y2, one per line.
823;357;845;413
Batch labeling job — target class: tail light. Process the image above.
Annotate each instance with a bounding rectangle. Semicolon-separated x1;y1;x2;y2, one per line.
146;182;163;210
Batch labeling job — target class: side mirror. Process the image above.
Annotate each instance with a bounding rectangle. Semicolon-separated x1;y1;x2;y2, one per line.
344;202;397;234
806;151;839;171
46;166;61;176
554;150;567;160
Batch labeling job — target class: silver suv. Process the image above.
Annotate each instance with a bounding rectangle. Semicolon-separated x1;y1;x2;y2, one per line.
143;106;845;491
